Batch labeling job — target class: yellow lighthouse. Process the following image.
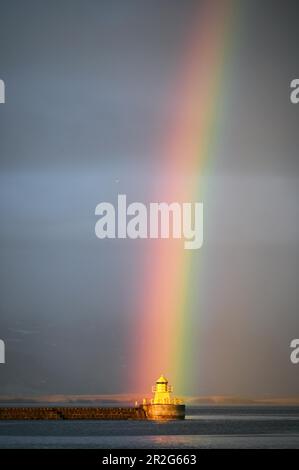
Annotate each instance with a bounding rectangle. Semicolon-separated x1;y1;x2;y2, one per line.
141;375;185;420
152;375;173;404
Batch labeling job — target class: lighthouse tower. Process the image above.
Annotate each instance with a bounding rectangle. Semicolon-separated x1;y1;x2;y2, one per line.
141;375;185;420
152;375;173;404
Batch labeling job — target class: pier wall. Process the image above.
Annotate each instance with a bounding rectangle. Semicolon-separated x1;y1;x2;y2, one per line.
0;406;146;420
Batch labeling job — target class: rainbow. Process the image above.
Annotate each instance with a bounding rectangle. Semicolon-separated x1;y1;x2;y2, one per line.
131;0;238;395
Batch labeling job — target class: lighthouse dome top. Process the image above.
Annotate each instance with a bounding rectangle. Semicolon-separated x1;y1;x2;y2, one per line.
156;375;168;384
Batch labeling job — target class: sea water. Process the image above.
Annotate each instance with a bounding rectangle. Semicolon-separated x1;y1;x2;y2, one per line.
0;405;298;449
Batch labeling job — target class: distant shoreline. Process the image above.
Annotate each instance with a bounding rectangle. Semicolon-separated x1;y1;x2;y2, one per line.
0;395;299;406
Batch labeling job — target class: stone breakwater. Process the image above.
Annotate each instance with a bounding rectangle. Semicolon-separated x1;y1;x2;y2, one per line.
0;406;146;420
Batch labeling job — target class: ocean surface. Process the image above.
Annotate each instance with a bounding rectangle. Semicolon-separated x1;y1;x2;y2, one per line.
0;405;298;449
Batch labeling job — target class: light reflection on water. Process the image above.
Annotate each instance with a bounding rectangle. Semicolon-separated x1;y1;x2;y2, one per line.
0;434;299;449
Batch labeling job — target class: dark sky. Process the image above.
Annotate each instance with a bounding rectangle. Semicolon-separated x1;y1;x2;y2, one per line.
0;0;298;397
